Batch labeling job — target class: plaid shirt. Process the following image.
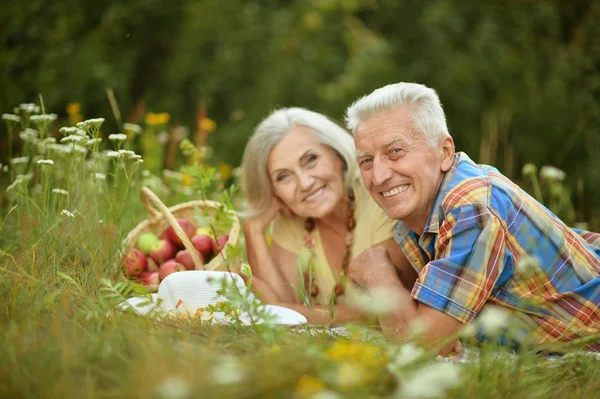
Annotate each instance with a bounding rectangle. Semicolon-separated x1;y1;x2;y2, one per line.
395;152;600;351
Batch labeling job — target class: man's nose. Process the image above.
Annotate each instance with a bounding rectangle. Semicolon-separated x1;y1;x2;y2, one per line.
372;158;393;186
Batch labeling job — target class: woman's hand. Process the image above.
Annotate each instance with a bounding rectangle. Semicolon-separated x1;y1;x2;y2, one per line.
244;196;292;234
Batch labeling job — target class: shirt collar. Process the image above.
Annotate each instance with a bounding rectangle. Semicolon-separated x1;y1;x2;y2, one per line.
421;152;461;235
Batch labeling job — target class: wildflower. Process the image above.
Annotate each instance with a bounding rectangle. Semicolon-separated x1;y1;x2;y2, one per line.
19;128;39;142
76;117;105;131
460;323;477;339
522;163;537;177
87;138;102;146
157;131;170;144
216;163;233;180
295;375;326;395
61;135;85;144
163;170;184;181
59;126;87;137
348;286;402;315
391;343;425;368
108;133;127;142
475;305;511;335
48;144;72;155
30;114;58;123
145;112;170;126
18;103;41;114
65;102;81;115
10;157;29;165
72;145;88;155
52;188;69;196
200;117;217;133
325;340;387;370
539;165;566;182
41;137;57;144
211;356;244;385
2;114;20;123
152;376;192;399
333;363;366;389
106;151;121;158
398;362;461;398
141;170;150;177
36;159;54;166
61;210;75;218
6;174;33;192
2;165;8;172
94;173;106;180
123;123;142;135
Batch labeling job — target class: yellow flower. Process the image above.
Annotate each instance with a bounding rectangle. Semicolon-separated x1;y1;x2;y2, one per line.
295;375;326;395
181;173;194;187
217;163;233;180
145;112;171;126
200;117;217;133
66;102;81;115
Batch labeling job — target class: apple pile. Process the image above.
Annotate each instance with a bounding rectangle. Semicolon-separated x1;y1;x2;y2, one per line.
124;219;229;290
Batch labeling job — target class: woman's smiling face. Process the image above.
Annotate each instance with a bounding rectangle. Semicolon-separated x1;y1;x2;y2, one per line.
268;125;346;218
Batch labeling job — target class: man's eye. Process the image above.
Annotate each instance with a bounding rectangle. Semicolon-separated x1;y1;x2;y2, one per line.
359;158;372;168
390;148;405;156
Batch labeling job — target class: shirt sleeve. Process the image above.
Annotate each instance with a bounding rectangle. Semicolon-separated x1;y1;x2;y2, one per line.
270;213;302;254
411;204;507;323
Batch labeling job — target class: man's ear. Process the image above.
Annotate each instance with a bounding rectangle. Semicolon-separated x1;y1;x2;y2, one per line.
439;137;455;172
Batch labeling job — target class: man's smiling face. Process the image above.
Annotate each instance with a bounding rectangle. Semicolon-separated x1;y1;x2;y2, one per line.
354;107;454;234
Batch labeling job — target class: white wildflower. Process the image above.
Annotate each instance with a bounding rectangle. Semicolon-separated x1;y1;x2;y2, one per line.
18;103;41;114
152;376;192;399
6;174;33;192
212;356;244;385
87;137;102;146
108;133;127;142
539;165;566;182
521;163;537;177
348;286;402;315
61;135;85;144
460;323;477;339
2;114;20;123
123;123;142;134
76;117;104;131
135;159;144;164
94;173;106;180
30;114;57;123
19;128;39;142
106;151;121;158
398;362;461;399
157;131;170;145
163;169;183;181
391;343;425;368
52;188;69;196
118;149;136;159
36;159;54;166
59;127;87;137
2;165;8;172
475;305;510;335
61;209;75;218
42;137;57;144
141;170;151;177
10;157;29;165
72;145;88;154
48;143;72;155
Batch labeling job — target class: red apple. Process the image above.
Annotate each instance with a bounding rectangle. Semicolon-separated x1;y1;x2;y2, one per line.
125;248;147;277
149;239;177;265
175;249;201;270
166;219;196;247
147;257;160;272
192;234;214;260
212;234;229;255
160;229;169;241
159;260;185;280
142;271;160;286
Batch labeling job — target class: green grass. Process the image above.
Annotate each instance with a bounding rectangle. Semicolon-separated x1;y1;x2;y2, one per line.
1;114;599;398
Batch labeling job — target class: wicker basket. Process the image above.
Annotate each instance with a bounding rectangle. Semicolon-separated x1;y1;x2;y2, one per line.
121;187;241;275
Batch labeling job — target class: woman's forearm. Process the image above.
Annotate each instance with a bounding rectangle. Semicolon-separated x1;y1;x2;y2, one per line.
244;224;296;303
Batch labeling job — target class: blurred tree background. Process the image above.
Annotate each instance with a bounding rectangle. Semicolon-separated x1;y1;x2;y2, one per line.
1;0;599;225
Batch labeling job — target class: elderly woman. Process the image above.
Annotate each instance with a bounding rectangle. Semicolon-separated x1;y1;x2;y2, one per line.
240;108;414;324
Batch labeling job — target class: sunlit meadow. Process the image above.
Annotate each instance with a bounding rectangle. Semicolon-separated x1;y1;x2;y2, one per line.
1;104;599;399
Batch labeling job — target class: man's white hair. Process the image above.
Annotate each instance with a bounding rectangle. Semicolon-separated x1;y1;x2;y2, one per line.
345;82;451;147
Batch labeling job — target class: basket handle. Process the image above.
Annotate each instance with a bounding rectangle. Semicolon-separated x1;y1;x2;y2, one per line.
140;187;205;270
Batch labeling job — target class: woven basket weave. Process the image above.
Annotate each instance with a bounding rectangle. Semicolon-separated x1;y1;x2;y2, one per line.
121;187;241;274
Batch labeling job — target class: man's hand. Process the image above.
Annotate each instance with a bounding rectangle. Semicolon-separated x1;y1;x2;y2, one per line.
348;246;397;287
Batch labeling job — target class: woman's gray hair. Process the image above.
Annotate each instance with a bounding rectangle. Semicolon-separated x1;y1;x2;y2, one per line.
345;82;451;147
241;107;358;218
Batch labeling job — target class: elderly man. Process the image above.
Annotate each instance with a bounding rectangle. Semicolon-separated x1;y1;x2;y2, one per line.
345;82;600;354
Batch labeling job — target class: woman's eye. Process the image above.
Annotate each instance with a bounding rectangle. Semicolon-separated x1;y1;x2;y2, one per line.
307;154;318;163
276;174;289;182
